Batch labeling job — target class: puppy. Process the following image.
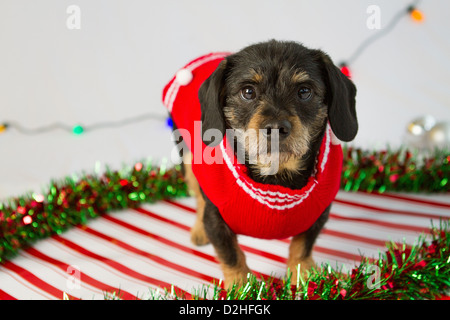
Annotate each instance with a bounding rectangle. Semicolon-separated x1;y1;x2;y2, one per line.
162;40;357;289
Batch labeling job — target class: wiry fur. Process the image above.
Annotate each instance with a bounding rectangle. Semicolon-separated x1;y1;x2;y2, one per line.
174;40;358;288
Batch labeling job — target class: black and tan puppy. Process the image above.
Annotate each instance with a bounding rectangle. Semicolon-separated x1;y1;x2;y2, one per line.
165;40;357;288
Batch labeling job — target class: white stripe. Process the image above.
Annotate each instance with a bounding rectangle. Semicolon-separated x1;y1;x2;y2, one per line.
115;209;218;258
36;239;157;299
219;129;334;208
324;218;420;244
185;52;229;72
166;85;180;113
141;204;286;275
220;140;318;210
16;252;105;300
392;192;450;205
332;202;444;229
0;266;55;300
320;126;331;173
220;125;333;206
336;192;450;217
60;228;205;291
86;215;221;280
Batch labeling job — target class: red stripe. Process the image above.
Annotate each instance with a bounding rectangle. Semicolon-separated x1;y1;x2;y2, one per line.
321;229;388;247
334;198;447;220
163;201;390;253
329;213;429;234
167;198;438;246
136;206;286;263
2;261;79;300
24;247;138;300
76;224;218;284
313;246;370;263
278;237;368;263
238;244;286;264
0;289;17;300
359;191;450;209
51;235;192;299
103;214;216;263
244;240;364;264
165;200;391;247
104;214;274;283
133;208;274;279
134;207;190;231
163;202;374;261
137;206;364;265
164;200;196;213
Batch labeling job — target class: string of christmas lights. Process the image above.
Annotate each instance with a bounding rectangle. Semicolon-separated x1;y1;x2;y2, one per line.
0;1;425;136
339;0;424;77
1;113;167;136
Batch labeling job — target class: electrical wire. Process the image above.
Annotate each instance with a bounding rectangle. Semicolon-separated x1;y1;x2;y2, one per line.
2;112;168;135
342;0;422;66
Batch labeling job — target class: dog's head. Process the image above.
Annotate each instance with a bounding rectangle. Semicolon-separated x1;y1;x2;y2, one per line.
199;40;357;180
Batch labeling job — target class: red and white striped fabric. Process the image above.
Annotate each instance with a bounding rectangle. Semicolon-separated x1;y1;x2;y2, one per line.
0;191;449;300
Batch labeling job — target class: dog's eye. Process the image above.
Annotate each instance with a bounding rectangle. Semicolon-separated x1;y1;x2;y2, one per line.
298;87;313;100
240;86;256;101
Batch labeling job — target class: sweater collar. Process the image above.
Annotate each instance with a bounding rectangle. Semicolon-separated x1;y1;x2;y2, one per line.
218;124;333;208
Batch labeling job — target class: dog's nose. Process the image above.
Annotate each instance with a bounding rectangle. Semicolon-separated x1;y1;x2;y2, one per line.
263;120;292;139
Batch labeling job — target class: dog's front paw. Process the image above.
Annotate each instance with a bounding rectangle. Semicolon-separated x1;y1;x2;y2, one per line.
287;257;316;286
223;266;252;290
190;222;210;246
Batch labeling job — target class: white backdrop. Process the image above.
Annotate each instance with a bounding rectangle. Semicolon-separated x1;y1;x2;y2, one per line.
1;0;449;200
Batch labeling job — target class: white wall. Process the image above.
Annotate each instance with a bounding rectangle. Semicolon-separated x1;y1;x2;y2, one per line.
1;0;449;199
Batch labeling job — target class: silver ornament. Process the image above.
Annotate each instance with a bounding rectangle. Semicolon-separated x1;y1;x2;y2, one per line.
426;121;450;150
404;115;436;149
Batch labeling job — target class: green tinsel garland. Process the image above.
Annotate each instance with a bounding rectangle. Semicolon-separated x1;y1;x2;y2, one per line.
0;162;188;264
341;146;449;193
0;146;449;299
165;222;450;300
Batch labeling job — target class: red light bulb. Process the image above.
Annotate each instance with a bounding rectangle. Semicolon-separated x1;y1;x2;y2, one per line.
408;7;424;23
340;64;352;78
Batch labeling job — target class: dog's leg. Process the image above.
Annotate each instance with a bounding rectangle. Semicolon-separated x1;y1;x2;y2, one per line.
183;153;210;246
287;205;331;285
203;199;251;289
287;233;315;285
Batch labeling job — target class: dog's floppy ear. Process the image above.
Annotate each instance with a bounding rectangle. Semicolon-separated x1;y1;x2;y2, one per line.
198;60;227;147
318;52;358;142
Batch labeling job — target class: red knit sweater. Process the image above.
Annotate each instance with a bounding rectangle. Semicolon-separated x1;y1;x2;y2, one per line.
162;53;343;240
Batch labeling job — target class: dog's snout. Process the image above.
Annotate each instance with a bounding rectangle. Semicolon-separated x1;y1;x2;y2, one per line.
263;120;292;139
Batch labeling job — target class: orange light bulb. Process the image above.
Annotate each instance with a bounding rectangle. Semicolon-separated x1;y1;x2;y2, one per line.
410;8;424;23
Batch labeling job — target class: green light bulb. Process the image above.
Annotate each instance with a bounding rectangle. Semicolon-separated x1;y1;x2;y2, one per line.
73;125;84;135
